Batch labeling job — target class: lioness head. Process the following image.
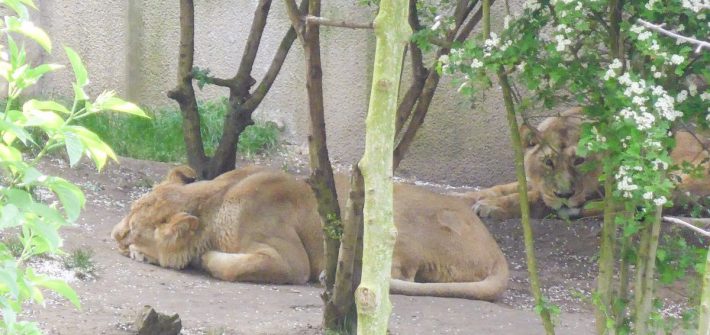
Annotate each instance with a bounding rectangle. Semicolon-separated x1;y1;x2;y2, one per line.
523;108;601;216
112;166;206;269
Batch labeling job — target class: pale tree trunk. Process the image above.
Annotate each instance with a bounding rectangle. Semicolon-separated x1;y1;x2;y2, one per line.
355;0;411;332
498;69;555;335
634;206;662;335
700;246;710;335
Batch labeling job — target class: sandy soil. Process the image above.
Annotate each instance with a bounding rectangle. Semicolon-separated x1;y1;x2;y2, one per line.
13;154;692;334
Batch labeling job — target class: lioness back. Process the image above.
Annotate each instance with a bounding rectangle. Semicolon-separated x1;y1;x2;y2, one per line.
114;166;509;301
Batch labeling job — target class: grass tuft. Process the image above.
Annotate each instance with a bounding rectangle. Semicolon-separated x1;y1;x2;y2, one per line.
77;99;280;162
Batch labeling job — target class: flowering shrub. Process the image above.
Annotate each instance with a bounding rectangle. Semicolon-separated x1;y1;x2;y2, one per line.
0;1;146;333
440;0;709;332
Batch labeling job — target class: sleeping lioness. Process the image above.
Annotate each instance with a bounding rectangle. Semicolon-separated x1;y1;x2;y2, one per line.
461;107;710;220
112;165;509;301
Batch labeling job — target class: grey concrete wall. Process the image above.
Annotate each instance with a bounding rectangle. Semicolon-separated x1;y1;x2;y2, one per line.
35;0;515;187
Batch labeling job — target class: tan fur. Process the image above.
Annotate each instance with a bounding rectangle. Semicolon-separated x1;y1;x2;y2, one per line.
112;166;509;301
461;107;710;219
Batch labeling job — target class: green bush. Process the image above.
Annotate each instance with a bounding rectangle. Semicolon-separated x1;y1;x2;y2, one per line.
237;121;280;157
0;1;146;333
78;98;281;162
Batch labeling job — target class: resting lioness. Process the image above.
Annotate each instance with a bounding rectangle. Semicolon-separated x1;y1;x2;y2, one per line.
461;107;710;220
111;165;509;301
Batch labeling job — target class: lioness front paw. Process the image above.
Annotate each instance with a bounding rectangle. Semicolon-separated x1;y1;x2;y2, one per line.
472;199;505;219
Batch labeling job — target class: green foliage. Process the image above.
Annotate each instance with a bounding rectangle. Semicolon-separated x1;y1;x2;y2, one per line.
77;99;228;162
191;66;212;90
323;212;344;240
0;1;146;332
62;248;94;277
237;121;280;157
442;0;708;332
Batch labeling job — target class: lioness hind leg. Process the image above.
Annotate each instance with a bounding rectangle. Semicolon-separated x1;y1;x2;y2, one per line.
201;248;305;284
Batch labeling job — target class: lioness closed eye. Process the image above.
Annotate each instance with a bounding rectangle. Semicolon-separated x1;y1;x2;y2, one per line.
459;107;710;220
112;165;509;301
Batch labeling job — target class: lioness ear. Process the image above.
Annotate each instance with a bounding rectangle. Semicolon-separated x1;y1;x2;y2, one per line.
158;212;200;242
164;166;197;185
519;124;539;148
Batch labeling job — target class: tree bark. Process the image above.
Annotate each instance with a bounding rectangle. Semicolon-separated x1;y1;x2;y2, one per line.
283;0;346;330
596;168;617;335
355;0;411;332
634;206;662;335
332;166;365;332
167;0;208;178
699;246;710;335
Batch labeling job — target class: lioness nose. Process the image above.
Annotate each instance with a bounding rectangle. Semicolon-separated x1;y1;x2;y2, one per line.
554;190;574;199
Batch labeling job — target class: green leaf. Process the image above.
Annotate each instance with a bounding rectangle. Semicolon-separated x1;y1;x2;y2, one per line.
0;204;22;229
5;16;51;52
22;109;64;130
24;99;70;115
0;119;33;145
97;96;148;118
64;46;88;88
0;143;22;162
26;216;61;252
73;82;88;101
63;133;83;167
46;177;85;221
33;277;80;309
21;167;43;185
0;263;20;298
22;64;63;85
4;188;33;209
63;125;117;170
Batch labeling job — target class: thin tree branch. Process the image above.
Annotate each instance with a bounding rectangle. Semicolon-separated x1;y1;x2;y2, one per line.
283;0;306;42
232;0;273;99
305;15;373;29
243;0;307;110
637;19;710;52
662;216;710;237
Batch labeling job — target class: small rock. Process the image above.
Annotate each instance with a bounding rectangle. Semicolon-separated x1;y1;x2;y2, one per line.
134;305;182;335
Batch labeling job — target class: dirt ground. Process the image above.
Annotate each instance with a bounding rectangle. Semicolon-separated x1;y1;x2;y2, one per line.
14;153;692;334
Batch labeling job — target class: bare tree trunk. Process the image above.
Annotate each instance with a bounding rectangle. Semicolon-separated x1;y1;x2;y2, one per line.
596;1;623;331
634;206;662;335
596;171;617;335
169;0;302;180
700;246;710;335
393;0;487;170
283;0;346;330
498;69;555;334
167;0;208;178
332;166;365;332
355;0;411;333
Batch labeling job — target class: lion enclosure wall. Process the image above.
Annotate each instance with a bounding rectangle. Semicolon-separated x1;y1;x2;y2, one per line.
34;0;517;187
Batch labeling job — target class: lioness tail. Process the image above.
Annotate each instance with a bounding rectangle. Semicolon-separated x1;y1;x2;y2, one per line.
389;257;508;302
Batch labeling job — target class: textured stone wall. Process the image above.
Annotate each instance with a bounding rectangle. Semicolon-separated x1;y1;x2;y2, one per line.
35;0;516;187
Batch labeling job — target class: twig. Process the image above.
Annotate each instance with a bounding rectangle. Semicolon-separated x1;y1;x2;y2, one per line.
637;19;710;53
662;216;710;237
304;15;373;29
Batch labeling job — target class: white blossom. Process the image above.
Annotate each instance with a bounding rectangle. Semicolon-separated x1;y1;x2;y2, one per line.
470;59;483;69
689;83;697;97
654;196;667;206
610;58;623;69
670;54;685;65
